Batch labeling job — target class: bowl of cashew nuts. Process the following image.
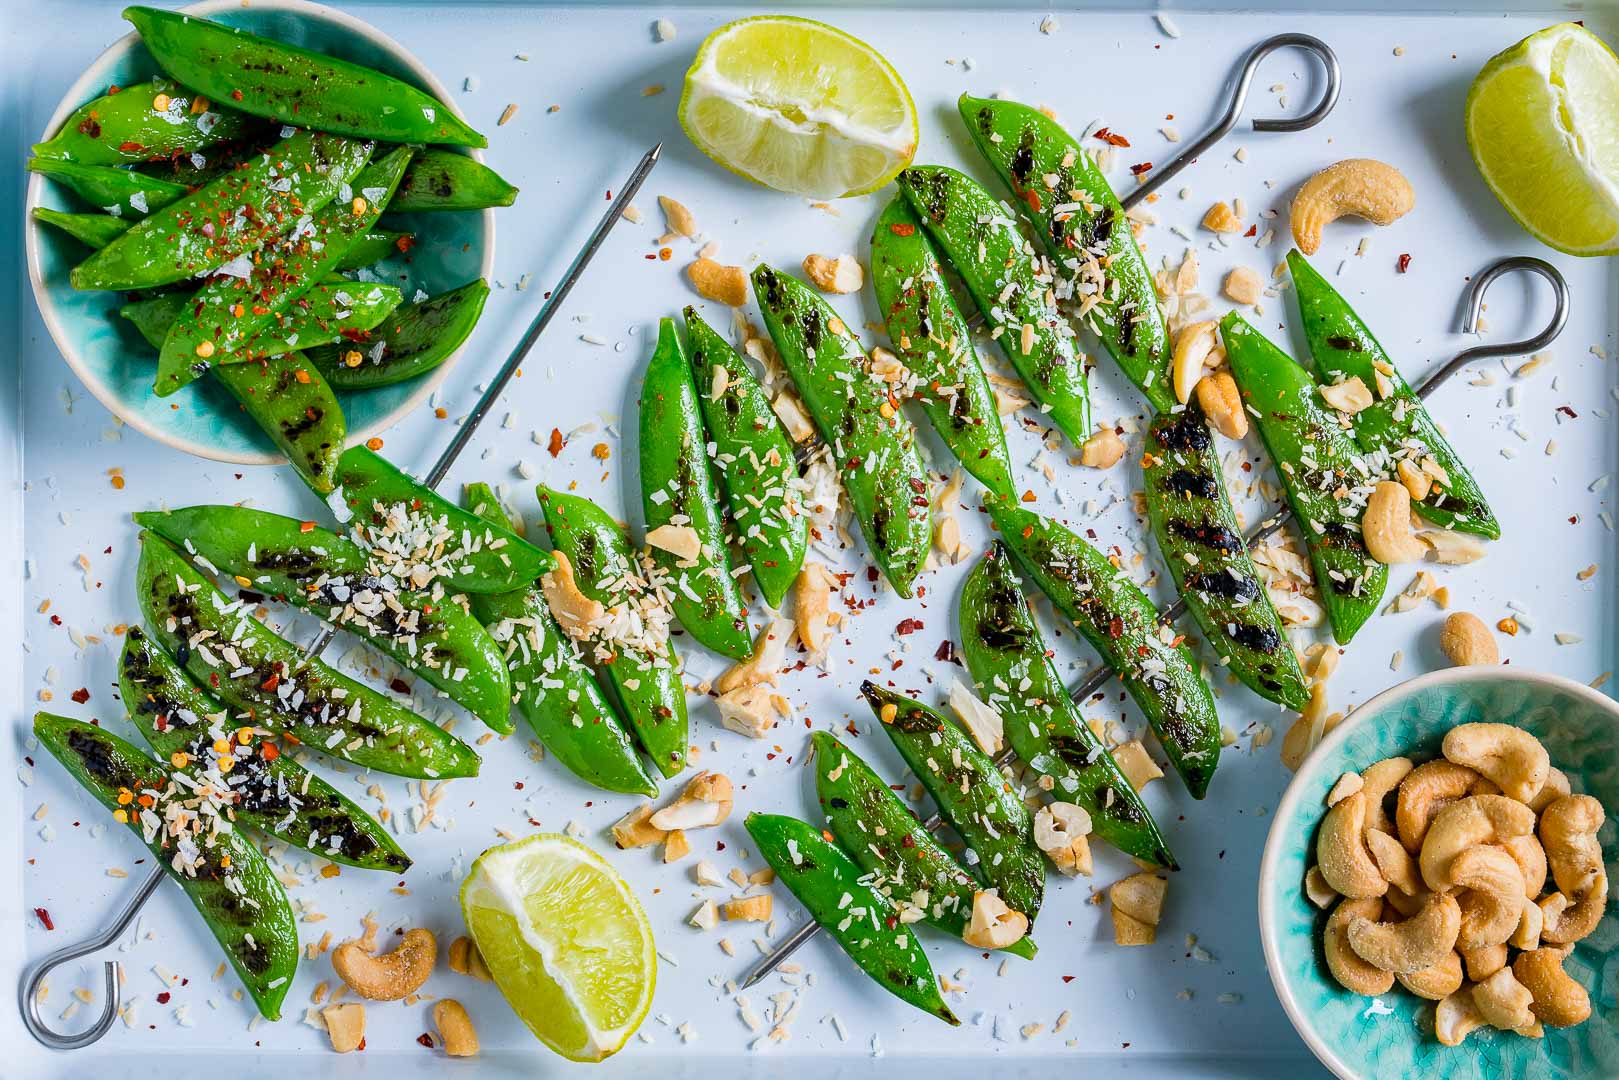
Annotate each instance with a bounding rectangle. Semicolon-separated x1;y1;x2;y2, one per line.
1259;666;1619;1079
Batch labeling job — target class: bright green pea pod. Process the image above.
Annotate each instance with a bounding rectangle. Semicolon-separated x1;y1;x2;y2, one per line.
1143;406;1310;710
896;164;1092;444
310;279;488;390
389;148;518;211
334;445;554;593
1221;312;1389;644
862;681;1045;923
118;628;411;872
744;812;959;1026
337;230;412;271
134;505;513;731
72;128;372;291
121;279;403;360
959;545;1177;868
752;265;930;597
959;94;1174;414
682;306;806;609
156;147;412;394
870;194;1017;499
33;712;298;1020
463;483;657;797
126;7;486;148
990;499;1222;798
537;486;688;778
136;531;479;779
811;730;1037;958
32;75;258;165
27;157;188;218
32;207;131;249
1287;250;1498;539
216;355;348;494
640;318;753;660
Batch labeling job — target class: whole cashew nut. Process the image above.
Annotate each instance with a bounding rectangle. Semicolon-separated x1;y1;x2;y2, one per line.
1396;760;1483;854
1289;158;1415;256
1473;966;1536;1031
1316;791;1389;899
1441;723;1549;804
1513;947;1593;1027
1462;943;1509;983
1384;884;1426;918
1418;795;1536;893
1540;876;1609;945
1526;767;1571;814
1347;892;1461;974
1450;845;1526;950
1538;794;1607;900
1396;951;1463;1001
1501;834;1549;899
1362;481;1429;564
1324;898;1395;995
1365;828;1425;898
1360;757;1414;836
1435;988;1487;1047
1171;321;1221;405
331;927;437;1001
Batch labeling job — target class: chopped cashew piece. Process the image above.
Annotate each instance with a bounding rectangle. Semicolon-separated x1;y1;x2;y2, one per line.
1109;873;1167;946
1289;159;1415;256
1418;527;1487;565
802;253;864;294
663;829;691;863
1304;866;1339;909
658;195;697;237
1319;377;1374;415
1435;988;1486;1046
689;899;719;930
645;524;702;563
331;927;437;1002
322;1003;367;1053
1222;266;1263;305
963;889;1029;948
946;677;1004;755
723;894;773;922
1202;201;1243;233
717;684;778;739
717;617;793;694
793;562;838;656
1080;427;1126;469
772;392;816;443
649;771;733;831
611;803;667;849
1033;802;1094;877
686;258;748;307
540;551;605;641
1112;741;1163;790
434;999;480;1057
1195;370;1248;439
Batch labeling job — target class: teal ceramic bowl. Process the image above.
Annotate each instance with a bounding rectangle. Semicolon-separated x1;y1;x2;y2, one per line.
1259;667;1619;1079
24;0;494;465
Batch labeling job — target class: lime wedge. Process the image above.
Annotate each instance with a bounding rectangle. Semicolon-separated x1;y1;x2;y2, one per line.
459;834;655;1062
678;15;917;199
1466;22;1619;255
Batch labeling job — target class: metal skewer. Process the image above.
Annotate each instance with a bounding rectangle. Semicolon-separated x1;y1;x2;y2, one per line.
738;257;1570;989
21;144;662;1051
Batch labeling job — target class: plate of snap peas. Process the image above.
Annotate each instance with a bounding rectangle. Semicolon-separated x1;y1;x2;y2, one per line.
24;0;513;478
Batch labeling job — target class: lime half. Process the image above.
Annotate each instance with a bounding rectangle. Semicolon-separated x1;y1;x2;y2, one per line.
1466;22;1619;256
460;834;655;1062
679;15;918;199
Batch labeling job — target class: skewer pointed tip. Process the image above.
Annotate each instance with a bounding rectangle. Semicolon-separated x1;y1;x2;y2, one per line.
737;966;766;990
648;141;663;160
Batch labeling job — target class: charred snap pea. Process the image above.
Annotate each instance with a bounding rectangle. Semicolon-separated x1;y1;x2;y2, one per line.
26;157;188;218
862;681;1045;923
463;483;656;797
1221;312;1389;644
33;75;257;166
960;94;1174;414
681;306;806;609
811;730;1037;958
72;128;372;291
897;164;1092;444
389;148;518;212
310;279;488;390
119;627;410;872
31;207;132;250
136;531;480;779
126;7;486;148
155;146;413;394
640;318;753;660
122;279;403;363
752;265;931;598
33;712;299;1020
745;812;959;1026
1143;405;1309;710
870;194;1017;500
991;499;1222;798
538;486;688;778
215;356;348;494
134;505;513;732
1288;251;1498;539
335;445;554;594
959;545;1176;869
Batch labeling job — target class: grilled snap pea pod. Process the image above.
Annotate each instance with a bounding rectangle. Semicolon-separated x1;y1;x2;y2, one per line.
959;94;1174;414
137;531;479;779
134;505;512;732
126;7;487;148
990;499;1222;798
862;681;1045;923
122;280;403;364
463;483;656;797
335;445;553;593
32;75;258;166
119;627;411;872
389;148;518;211
32;207;132;250
640;318;753;660
682;306;806;609
745;812;959;1026
1288;251;1498;539
752;265;931;598
811;730;1037;958
155;147;412;394
72;128;372;291
538;486;688;778
870;194;1017;500
310;279;489;390
33;712;298;1020
896;164;1092;444
1221;312;1389;644
216;356;348;494
1143;405;1310;710
959;545;1176;868
26;157;189;218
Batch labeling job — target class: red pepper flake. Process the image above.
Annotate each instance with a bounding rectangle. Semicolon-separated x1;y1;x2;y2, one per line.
1022;188;1042;213
156;991;171;1005
934;640;956;663
118;141;145;153
77;117;101;138
1021;489;1037;502
895;618;924;636
416;1033;435;1049
33;907;53;931
299;520;316;533
1093;127;1131;147
395;235;416;253
1108;617;1125;639
1062;975;1075;983
1397;253;1412;273
1021;524;1034;539
1558;405;1579;419
70;687;90;704
547;428;565;457
1243;224;1258;238
1129;161;1153;176
907;477;926;494
888;222;916;237
260;743;280;762
230;89;244;101
389;677;411;694
260;673;280;692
